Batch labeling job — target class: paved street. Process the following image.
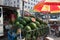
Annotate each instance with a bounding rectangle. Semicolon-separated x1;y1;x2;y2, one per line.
47;34;60;40
0;34;60;40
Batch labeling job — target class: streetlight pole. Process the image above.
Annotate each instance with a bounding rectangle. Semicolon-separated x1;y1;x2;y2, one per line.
22;0;24;17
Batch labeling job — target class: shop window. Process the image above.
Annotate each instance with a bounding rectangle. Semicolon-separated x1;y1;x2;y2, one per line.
17;0;19;2
17;5;19;7
25;6;27;8
14;1;15;4
28;6;30;8
28;2;30;4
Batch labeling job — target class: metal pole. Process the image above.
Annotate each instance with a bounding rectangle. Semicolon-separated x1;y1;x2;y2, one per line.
47;13;51;34
22;0;24;17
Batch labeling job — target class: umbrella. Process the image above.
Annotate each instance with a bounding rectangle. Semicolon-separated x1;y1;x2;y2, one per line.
33;0;60;34
33;1;60;13
33;0;60;22
33;1;60;22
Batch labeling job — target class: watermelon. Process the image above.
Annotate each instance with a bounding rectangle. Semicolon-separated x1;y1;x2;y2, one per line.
19;19;26;25
15;21;20;26
29;22;38;29
36;18;43;24
43;22;47;25
26;34;31;39
25;26;31;31
17;17;22;20
23;17;30;23
35;21;40;28
33;36;36;40
41;24;45;28
19;24;24;29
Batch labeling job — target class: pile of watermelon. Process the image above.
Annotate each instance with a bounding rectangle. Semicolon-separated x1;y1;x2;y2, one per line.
10;10;48;40
15;16;48;40
15;17;47;31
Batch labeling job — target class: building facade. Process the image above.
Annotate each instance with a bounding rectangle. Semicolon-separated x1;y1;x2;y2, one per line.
20;0;40;14
0;0;20;8
24;0;40;10
0;0;40;15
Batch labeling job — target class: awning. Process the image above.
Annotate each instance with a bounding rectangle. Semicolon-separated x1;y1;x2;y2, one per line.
0;5;19;9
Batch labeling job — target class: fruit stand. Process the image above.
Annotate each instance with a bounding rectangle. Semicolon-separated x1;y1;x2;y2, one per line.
0;6;49;40
7;13;49;40
14;15;49;40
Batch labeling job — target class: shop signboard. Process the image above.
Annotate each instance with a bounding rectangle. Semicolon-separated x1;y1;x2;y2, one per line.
0;7;3;36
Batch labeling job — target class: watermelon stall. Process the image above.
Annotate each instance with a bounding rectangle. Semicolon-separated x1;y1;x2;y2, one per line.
0;6;49;40
5;9;49;40
2;6;49;40
15;14;49;40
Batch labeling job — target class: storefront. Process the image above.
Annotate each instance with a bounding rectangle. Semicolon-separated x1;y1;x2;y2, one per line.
0;5;19;37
